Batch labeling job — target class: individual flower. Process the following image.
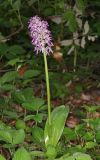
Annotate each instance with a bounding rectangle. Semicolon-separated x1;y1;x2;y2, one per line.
28;15;53;54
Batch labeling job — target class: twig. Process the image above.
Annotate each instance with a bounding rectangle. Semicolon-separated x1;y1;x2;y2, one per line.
0;26;23;43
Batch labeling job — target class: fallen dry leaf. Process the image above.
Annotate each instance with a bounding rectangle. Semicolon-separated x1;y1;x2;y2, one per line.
66;115;79;128
81;93;91;101
53;52;63;62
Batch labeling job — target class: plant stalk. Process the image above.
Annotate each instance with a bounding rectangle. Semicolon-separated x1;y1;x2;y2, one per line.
43;51;51;125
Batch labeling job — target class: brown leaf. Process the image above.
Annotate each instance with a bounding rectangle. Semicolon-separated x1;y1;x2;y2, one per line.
49;15;62;24
83;21;89;35
81;37;86;48
53;52;63;62
60;39;73;46
67;45;75;55
66;116;79;128
81;93;91;101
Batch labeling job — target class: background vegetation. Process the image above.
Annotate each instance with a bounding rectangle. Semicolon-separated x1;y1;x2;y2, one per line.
0;0;100;160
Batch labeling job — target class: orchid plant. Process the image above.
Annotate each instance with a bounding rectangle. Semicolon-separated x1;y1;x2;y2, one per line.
28;15;53;126
28;15;69;159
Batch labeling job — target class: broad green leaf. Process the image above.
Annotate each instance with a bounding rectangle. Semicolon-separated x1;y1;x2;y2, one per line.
13;147;32;160
24;115;35;121
62;156;74;160
32;126;44;143
23;70;40;79
63;127;77;141
21;88;34;101
7;58;20;66
63;10;77;32
76;0;86;12
0;155;6;160
12;129;25;145
83;132;94;141
0;84;15;91
84;141;97;149
57;154;74;160
2;144;13;149
0;122;11;130
58;152;92;160
73;152;92;160
2;110;18;119
33;113;44;123
44;105;69;147
0;71;18;85
43;7;54;16
24;113;45;122
0;130;12;143
7;45;25;59
12;88;34;104
22;98;45;111
12;90;26;103
24;113;44;122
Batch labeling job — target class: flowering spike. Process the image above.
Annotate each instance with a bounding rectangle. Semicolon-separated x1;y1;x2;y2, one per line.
28;15;53;55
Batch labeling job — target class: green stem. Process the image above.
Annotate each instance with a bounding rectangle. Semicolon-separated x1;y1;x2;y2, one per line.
43;51;51;125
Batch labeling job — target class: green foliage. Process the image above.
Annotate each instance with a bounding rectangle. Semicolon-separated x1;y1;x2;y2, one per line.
13;147;32;160
63;127;77;141
46;145;57;159
63;10;77;32
15;120;26;129
22;98;45;111
0;71;19;85
44;105;69;148
58;152;92;160
0;128;25;145
12;0;21;11
0;0;99;159
23;70;40;79
32;126;44;144
76;0;86;12
0;155;6;160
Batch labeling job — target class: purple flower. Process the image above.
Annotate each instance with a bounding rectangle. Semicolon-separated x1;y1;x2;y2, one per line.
28;16;53;55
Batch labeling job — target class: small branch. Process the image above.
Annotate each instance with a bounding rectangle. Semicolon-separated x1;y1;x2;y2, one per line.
0;26;23;43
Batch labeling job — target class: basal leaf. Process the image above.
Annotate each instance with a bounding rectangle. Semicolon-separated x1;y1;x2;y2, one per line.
32;126;44;143
44;105;69;147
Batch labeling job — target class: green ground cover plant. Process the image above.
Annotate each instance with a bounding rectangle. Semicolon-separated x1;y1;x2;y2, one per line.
0;0;100;160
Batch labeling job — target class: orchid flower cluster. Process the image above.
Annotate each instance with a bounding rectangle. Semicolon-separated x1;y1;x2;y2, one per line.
28;15;53;55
